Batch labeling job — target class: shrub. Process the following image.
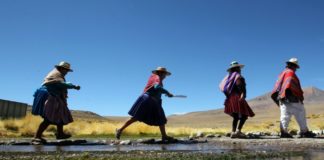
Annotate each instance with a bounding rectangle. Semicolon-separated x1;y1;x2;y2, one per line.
4;121;19;132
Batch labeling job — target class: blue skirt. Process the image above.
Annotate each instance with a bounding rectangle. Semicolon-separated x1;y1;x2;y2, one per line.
128;94;167;126
32;86;49;116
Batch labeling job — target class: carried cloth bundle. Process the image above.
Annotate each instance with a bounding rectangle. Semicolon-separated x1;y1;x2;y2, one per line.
32;86;49;116
219;72;241;96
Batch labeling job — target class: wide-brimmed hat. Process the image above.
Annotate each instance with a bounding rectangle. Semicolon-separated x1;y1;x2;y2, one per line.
227;61;244;72
286;58;300;68
152;67;171;76
55;61;73;72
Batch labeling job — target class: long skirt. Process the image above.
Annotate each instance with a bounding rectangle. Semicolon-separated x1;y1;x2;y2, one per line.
224;94;255;118
43;95;73;125
128;93;167;126
32;86;49;116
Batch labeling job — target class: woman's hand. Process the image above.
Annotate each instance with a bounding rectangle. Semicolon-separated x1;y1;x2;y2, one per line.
240;93;245;100
74;85;81;90
167;93;174;97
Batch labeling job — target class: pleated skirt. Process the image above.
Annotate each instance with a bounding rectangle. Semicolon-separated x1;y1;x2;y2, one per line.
43;95;73;125
224;94;255;117
128;93;167;126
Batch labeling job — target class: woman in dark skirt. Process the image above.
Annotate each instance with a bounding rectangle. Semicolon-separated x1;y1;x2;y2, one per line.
32;61;81;143
116;67;175;142
219;61;255;138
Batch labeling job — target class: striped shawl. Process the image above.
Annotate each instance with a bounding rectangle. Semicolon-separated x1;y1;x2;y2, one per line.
271;68;304;101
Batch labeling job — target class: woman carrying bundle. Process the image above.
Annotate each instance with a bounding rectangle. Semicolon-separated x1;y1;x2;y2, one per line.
219;61;255;138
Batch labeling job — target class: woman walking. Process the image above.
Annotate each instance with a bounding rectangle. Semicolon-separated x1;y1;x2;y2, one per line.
116;67;175;142
219;61;255;138
32;61;81;143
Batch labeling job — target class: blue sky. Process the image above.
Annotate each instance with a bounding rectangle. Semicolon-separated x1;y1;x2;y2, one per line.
0;0;323;116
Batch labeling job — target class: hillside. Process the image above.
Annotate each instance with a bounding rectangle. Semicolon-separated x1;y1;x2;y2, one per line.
107;87;324;128
23;87;324;128
26;107;108;121
167;87;324;128
70;110;108;120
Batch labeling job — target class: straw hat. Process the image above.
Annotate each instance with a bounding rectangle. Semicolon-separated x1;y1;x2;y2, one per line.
227;61;244;72
286;58;300;68
152;67;171;76
55;61;73;72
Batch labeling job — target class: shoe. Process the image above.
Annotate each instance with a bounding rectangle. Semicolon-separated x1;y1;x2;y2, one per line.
280;132;293;138
115;129;122;140
230;132;238;138
55;133;71;139
300;131;316;138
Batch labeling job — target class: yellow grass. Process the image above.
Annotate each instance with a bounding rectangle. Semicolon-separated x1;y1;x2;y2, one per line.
1;113;323;138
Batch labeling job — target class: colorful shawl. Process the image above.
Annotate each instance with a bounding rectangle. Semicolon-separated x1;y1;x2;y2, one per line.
143;74;162;93
219;72;241;96
271;68;304;101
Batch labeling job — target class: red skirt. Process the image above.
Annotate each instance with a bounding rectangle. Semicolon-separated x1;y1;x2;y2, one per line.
224;94;255;117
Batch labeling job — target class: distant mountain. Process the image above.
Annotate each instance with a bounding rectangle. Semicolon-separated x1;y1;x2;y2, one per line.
167;87;324;128
303;87;324;103
248;87;324;109
70;110;108;120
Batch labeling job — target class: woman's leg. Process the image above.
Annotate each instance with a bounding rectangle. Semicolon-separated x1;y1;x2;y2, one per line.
57;124;64;135
35;120;50;139
116;117;138;139
160;125;176;141
119;117;137;132
57;124;70;136
55;124;71;139
159;125;168;138
232;113;239;132
237;115;248;132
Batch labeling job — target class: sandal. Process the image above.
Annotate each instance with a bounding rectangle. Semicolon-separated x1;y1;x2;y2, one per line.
32;137;47;144
115;129;122;140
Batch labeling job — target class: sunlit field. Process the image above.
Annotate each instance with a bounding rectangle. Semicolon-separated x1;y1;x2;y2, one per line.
0;114;226;138
1;113;323;138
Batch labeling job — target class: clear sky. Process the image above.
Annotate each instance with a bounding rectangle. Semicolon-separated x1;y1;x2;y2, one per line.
0;0;323;116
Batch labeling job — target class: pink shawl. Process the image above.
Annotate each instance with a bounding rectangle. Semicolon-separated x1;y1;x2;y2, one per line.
143;74;162;93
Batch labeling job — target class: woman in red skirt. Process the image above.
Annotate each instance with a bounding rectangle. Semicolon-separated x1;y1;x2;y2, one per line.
219;61;255;138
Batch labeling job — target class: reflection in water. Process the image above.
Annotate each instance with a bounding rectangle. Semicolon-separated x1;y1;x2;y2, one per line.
160;145;167;151
1;143;324;160
305;151;324;160
32;145;44;152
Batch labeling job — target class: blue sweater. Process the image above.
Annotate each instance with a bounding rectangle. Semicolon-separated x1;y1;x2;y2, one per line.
145;84;170;99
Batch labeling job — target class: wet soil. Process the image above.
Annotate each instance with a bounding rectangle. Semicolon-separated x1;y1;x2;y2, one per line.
1;137;324;159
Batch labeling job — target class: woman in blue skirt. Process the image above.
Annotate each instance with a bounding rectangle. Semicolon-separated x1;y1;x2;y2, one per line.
32;61;80;143
116;67;175;142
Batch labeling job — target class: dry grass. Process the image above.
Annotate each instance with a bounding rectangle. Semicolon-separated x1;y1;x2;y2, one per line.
0;114;227;138
1;113;324;138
